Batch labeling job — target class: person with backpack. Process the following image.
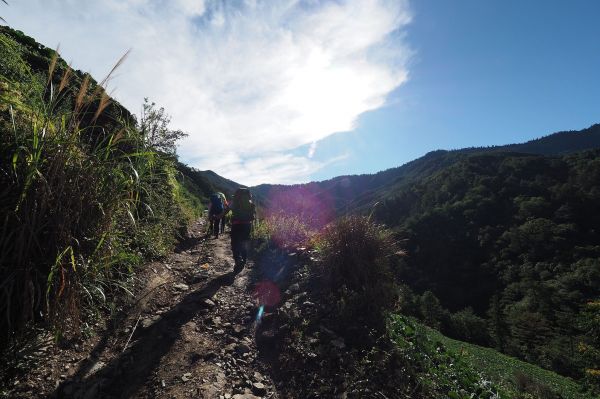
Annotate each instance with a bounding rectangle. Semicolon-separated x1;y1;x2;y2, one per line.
217;192;229;234
208;192;225;239
230;188;256;272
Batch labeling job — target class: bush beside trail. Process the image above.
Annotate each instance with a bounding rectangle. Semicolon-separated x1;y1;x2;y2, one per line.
251;214;591;398
0;27;199;352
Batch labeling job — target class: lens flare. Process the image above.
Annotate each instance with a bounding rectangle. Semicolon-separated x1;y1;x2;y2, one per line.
256;305;265;322
253;280;281;307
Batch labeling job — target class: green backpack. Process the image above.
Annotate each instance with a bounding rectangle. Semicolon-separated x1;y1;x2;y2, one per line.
232;188;255;222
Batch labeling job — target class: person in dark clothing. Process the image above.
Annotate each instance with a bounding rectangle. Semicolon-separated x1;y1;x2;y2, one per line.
218;192;229;234
208;193;225;239
230;188;256;272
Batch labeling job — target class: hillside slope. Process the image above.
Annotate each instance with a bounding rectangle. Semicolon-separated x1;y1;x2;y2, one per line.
249;128;600;390
176;163;244;208
251;124;600;214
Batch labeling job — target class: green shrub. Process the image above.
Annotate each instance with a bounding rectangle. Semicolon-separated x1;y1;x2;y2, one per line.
315;216;402;338
0;44;192;344
252;213;314;251
449;307;490;346
418;290;448;330
514;371;559;399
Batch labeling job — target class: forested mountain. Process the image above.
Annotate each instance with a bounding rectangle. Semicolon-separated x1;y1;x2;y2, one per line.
176;163;244;207
377;150;600;378
250;127;600;382
252;124;600;215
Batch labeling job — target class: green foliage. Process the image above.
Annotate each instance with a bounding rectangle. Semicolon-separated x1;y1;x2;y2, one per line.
578;300;600;394
373;151;600;380
140;98;187;155
449;308;489;345
389;314;593;399
315;216;401;338
389;314;508;398
429;323;593;399
418;290;447;330
0;27;194;345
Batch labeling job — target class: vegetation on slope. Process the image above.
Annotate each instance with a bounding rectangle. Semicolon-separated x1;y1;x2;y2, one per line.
254;214;593;397
250;129;600;392
251;124;600;215
176;162;243;208
389;315;592;399
376;150;600;391
0;26;200;349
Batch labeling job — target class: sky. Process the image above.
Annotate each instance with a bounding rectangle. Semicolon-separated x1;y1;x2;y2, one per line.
2;0;600;186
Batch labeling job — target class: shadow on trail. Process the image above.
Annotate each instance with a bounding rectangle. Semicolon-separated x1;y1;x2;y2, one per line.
247;247;300;360
53;270;241;399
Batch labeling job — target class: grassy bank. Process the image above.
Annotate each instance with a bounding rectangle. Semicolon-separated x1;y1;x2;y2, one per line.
0;26;201;347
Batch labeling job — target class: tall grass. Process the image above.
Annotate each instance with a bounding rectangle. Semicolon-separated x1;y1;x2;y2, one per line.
0;48;187;345
252;212;315;251
314;216;403;339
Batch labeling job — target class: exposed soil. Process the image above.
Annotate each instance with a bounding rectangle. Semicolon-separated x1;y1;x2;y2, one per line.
2;220;282;399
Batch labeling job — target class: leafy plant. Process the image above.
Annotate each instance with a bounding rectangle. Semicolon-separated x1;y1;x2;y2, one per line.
0;30;192;346
315;215;402;338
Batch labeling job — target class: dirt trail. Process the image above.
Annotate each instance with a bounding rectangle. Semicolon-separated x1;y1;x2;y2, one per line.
9;219;280;399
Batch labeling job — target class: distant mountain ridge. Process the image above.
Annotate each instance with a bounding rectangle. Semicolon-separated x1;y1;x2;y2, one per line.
176;163;245;207
250;123;600;213
247;123;600;381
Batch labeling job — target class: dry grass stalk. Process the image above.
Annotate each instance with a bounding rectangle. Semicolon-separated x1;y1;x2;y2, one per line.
46;45;60;86
58;64;72;94
75;74;90;112
98;49;130;88
93;90;111;122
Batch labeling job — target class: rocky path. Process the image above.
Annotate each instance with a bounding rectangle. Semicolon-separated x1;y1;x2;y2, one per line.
8;219;280;399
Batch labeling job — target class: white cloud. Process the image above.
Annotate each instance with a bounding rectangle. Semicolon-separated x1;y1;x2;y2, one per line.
214;152;350;186
308;141;317;158
3;0;411;185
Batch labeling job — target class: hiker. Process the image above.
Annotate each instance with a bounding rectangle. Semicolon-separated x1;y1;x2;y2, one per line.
230;188;256;272
217;192;229;234
208;192;225;239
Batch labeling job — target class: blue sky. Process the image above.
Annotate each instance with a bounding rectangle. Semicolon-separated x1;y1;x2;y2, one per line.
3;1;600;185
308;0;600;181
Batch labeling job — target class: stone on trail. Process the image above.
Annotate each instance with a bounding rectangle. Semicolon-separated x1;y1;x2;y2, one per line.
141;314;161;328
202;298;216;308
235;343;251;355
181;372;192;382
253;371;264;382
232;325;245;336
173;283;190;291
252;382;267;396
302;301;316;308
288;283;300;293
87;360;105;375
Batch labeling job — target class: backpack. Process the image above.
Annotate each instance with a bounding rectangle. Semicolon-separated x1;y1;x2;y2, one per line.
217;192;228;207
209;193;224;214
232;188;255;222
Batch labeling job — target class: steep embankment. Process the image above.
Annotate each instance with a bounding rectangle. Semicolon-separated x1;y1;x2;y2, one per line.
176;163;244;208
